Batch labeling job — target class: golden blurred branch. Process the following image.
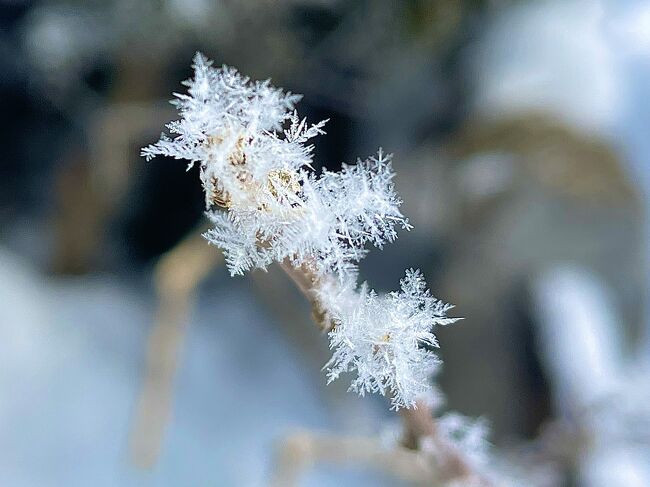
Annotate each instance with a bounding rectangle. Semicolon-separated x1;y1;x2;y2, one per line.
130;228;222;467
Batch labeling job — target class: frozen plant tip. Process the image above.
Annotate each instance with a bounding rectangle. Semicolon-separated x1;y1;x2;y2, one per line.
143;53;458;409
325;269;459;409
142;53;408;278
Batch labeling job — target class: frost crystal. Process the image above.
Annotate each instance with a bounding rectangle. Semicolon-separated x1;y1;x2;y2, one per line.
143;53;458;408
325;269;458;409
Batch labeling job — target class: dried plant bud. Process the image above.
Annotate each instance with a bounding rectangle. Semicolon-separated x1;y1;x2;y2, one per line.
236;170;253;185
206;135;223;146
228;135;247;166
209;176;230;208
266;169;301;201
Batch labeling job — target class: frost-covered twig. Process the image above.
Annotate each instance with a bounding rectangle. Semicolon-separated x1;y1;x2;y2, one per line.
141;51;544;487
143;52;458;410
279;259;336;332
278;265;496;485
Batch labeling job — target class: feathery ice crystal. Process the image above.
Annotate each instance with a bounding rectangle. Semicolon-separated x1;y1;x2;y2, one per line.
325;269;458;409
143;53;458;409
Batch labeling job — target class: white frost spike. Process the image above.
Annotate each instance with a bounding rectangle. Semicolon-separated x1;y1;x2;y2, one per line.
325;269;459;410
316;149;412;249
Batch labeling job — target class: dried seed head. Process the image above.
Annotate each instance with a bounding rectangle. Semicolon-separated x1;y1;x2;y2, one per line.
228;135;247;166
204;133;247;167
209;176;231;208
236;170;253;185
206;135;224;146
267;169;301;201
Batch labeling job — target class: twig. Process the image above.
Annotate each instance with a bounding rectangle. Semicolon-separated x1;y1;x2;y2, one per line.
278;263;494;486
278;260;335;332
402;402;485;484
271;430;436;487
130;228;222;467
130;230;489;484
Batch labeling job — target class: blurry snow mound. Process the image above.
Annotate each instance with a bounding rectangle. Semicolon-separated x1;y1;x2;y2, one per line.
607;2;650;58
468;0;623;136
582;447;650;487
0;248;55;377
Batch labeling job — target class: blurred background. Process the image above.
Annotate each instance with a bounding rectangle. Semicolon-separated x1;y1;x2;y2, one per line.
2;0;650;485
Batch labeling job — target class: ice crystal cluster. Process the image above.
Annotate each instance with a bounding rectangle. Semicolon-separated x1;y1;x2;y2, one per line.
325;269;457;409
143;53;458;409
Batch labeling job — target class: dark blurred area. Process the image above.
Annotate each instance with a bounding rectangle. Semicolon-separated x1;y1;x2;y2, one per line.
2;0;650;485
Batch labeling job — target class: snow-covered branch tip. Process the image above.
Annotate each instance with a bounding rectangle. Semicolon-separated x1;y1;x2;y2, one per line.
324;269;459;409
143;52;459;409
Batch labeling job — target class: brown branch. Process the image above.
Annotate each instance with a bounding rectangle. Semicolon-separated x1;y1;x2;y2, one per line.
400;401;437;449
278;260;335;332
401;402;486;484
